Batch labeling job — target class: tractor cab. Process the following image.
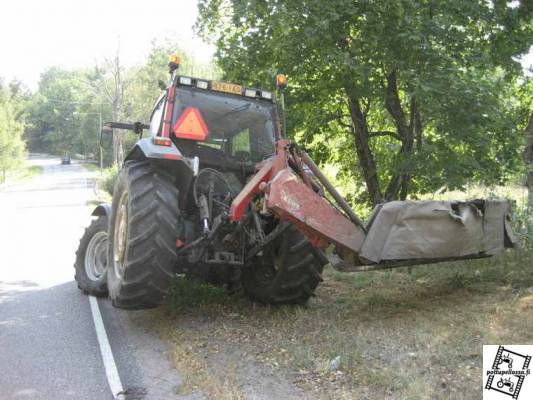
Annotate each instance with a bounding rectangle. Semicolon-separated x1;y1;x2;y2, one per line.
148;73;279;180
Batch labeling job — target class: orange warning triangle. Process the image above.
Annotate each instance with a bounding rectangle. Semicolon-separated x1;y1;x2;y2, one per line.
173;107;209;141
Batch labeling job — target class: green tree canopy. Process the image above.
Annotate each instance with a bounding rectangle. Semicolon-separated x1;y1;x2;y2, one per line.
197;0;532;206
0;80;27;181
26;42;220;166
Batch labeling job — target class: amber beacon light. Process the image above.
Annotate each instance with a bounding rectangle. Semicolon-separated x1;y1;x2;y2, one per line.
169;54;180;72
276;74;288;89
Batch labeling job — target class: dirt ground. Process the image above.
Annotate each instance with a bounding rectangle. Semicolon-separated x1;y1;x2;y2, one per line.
151;249;532;400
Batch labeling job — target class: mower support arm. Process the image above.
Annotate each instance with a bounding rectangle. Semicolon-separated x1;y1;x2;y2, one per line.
300;151;366;232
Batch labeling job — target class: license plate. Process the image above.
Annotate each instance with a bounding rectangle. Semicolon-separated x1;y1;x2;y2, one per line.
211;81;243;95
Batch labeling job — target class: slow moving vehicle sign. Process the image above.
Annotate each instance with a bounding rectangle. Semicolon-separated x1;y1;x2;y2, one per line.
173;107;209;141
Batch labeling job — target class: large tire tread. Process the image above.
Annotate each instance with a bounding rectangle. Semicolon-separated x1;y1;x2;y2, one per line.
243;225;327;305
107;160;181;309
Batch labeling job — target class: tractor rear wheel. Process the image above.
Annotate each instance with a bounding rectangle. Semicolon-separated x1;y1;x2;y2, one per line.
107;160;181;309
74;215;109;297
242;224;327;305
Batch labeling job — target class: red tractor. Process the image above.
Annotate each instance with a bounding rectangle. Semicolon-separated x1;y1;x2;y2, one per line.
74;55;515;309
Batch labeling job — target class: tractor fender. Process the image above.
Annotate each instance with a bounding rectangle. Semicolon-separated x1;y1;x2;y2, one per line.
124;137;198;175
125;138;183;163
91;203;112;218
123;137;198;211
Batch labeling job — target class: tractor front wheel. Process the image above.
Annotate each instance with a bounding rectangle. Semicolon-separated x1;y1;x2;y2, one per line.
107;160;181;309
74;215;109;297
242;224;327;305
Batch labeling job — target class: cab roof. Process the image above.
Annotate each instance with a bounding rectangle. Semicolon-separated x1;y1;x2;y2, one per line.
175;75;275;103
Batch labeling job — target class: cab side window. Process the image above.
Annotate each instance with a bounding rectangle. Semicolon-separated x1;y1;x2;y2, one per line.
149;96;165;136
231;129;251;161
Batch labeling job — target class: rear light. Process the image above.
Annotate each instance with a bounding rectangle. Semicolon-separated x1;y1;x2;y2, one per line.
178;76;273;101
196;80;208;89
153;137;172;147
261;91;272;100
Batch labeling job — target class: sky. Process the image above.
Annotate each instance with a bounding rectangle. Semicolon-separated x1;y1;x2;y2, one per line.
0;0;215;90
0;1;531;91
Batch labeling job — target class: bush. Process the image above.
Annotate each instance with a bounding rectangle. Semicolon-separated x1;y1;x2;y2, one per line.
512;203;533;250
98;166;119;195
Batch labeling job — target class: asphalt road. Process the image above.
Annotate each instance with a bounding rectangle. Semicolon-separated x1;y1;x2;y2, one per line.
0;155;181;400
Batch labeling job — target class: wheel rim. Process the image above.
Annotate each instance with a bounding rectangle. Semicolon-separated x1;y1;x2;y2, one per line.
84;231;108;281
113;192;129;278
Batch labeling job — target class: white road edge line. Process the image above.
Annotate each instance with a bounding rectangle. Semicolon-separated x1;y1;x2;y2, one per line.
89;295;125;400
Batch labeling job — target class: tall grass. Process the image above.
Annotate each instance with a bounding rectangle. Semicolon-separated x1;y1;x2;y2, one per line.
98;165;119;195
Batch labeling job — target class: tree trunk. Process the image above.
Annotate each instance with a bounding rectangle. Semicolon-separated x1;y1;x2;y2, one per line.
525;112;533;239
383;71;415;201
525;112;533;186
112;52;124;167
344;84;383;206
343;75;422;206
113;97;123;166
91;50;126;167
414;102;423;152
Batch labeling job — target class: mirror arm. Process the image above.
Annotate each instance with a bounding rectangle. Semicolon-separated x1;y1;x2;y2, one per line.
102;121;150;141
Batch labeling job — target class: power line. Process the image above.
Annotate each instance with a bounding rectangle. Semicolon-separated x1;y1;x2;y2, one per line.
43;98;108;106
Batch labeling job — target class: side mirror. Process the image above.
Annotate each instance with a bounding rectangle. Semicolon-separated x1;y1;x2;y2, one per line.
158;80;167;90
100;126;113;149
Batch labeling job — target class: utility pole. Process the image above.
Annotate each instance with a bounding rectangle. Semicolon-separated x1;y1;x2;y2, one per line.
99;112;103;172
525;112;533;242
73;111;104;172
88;48;129;166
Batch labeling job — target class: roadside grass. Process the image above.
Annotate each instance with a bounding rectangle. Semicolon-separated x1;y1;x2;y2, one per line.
0;164;42;187
80;163;113;206
79;162;100;173
167;277;230;310
95;165;118;200
159;249;533;399
19;164;43;180
166;327;245;399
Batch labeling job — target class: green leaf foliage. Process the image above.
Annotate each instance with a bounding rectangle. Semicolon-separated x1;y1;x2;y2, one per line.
0;80;27;181
24;42;220;165
197;0;532;207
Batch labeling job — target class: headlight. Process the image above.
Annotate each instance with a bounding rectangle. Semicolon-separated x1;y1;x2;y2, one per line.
179;76;192;85
245;89;258;98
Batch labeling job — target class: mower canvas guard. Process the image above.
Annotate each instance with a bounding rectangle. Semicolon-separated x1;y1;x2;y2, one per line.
230;140;516;272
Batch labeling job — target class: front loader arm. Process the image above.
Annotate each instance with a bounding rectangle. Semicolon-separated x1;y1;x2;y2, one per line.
230;139;291;221
230;139;366;256
266;167;366;254
229;158;274;222
230;139;515;272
